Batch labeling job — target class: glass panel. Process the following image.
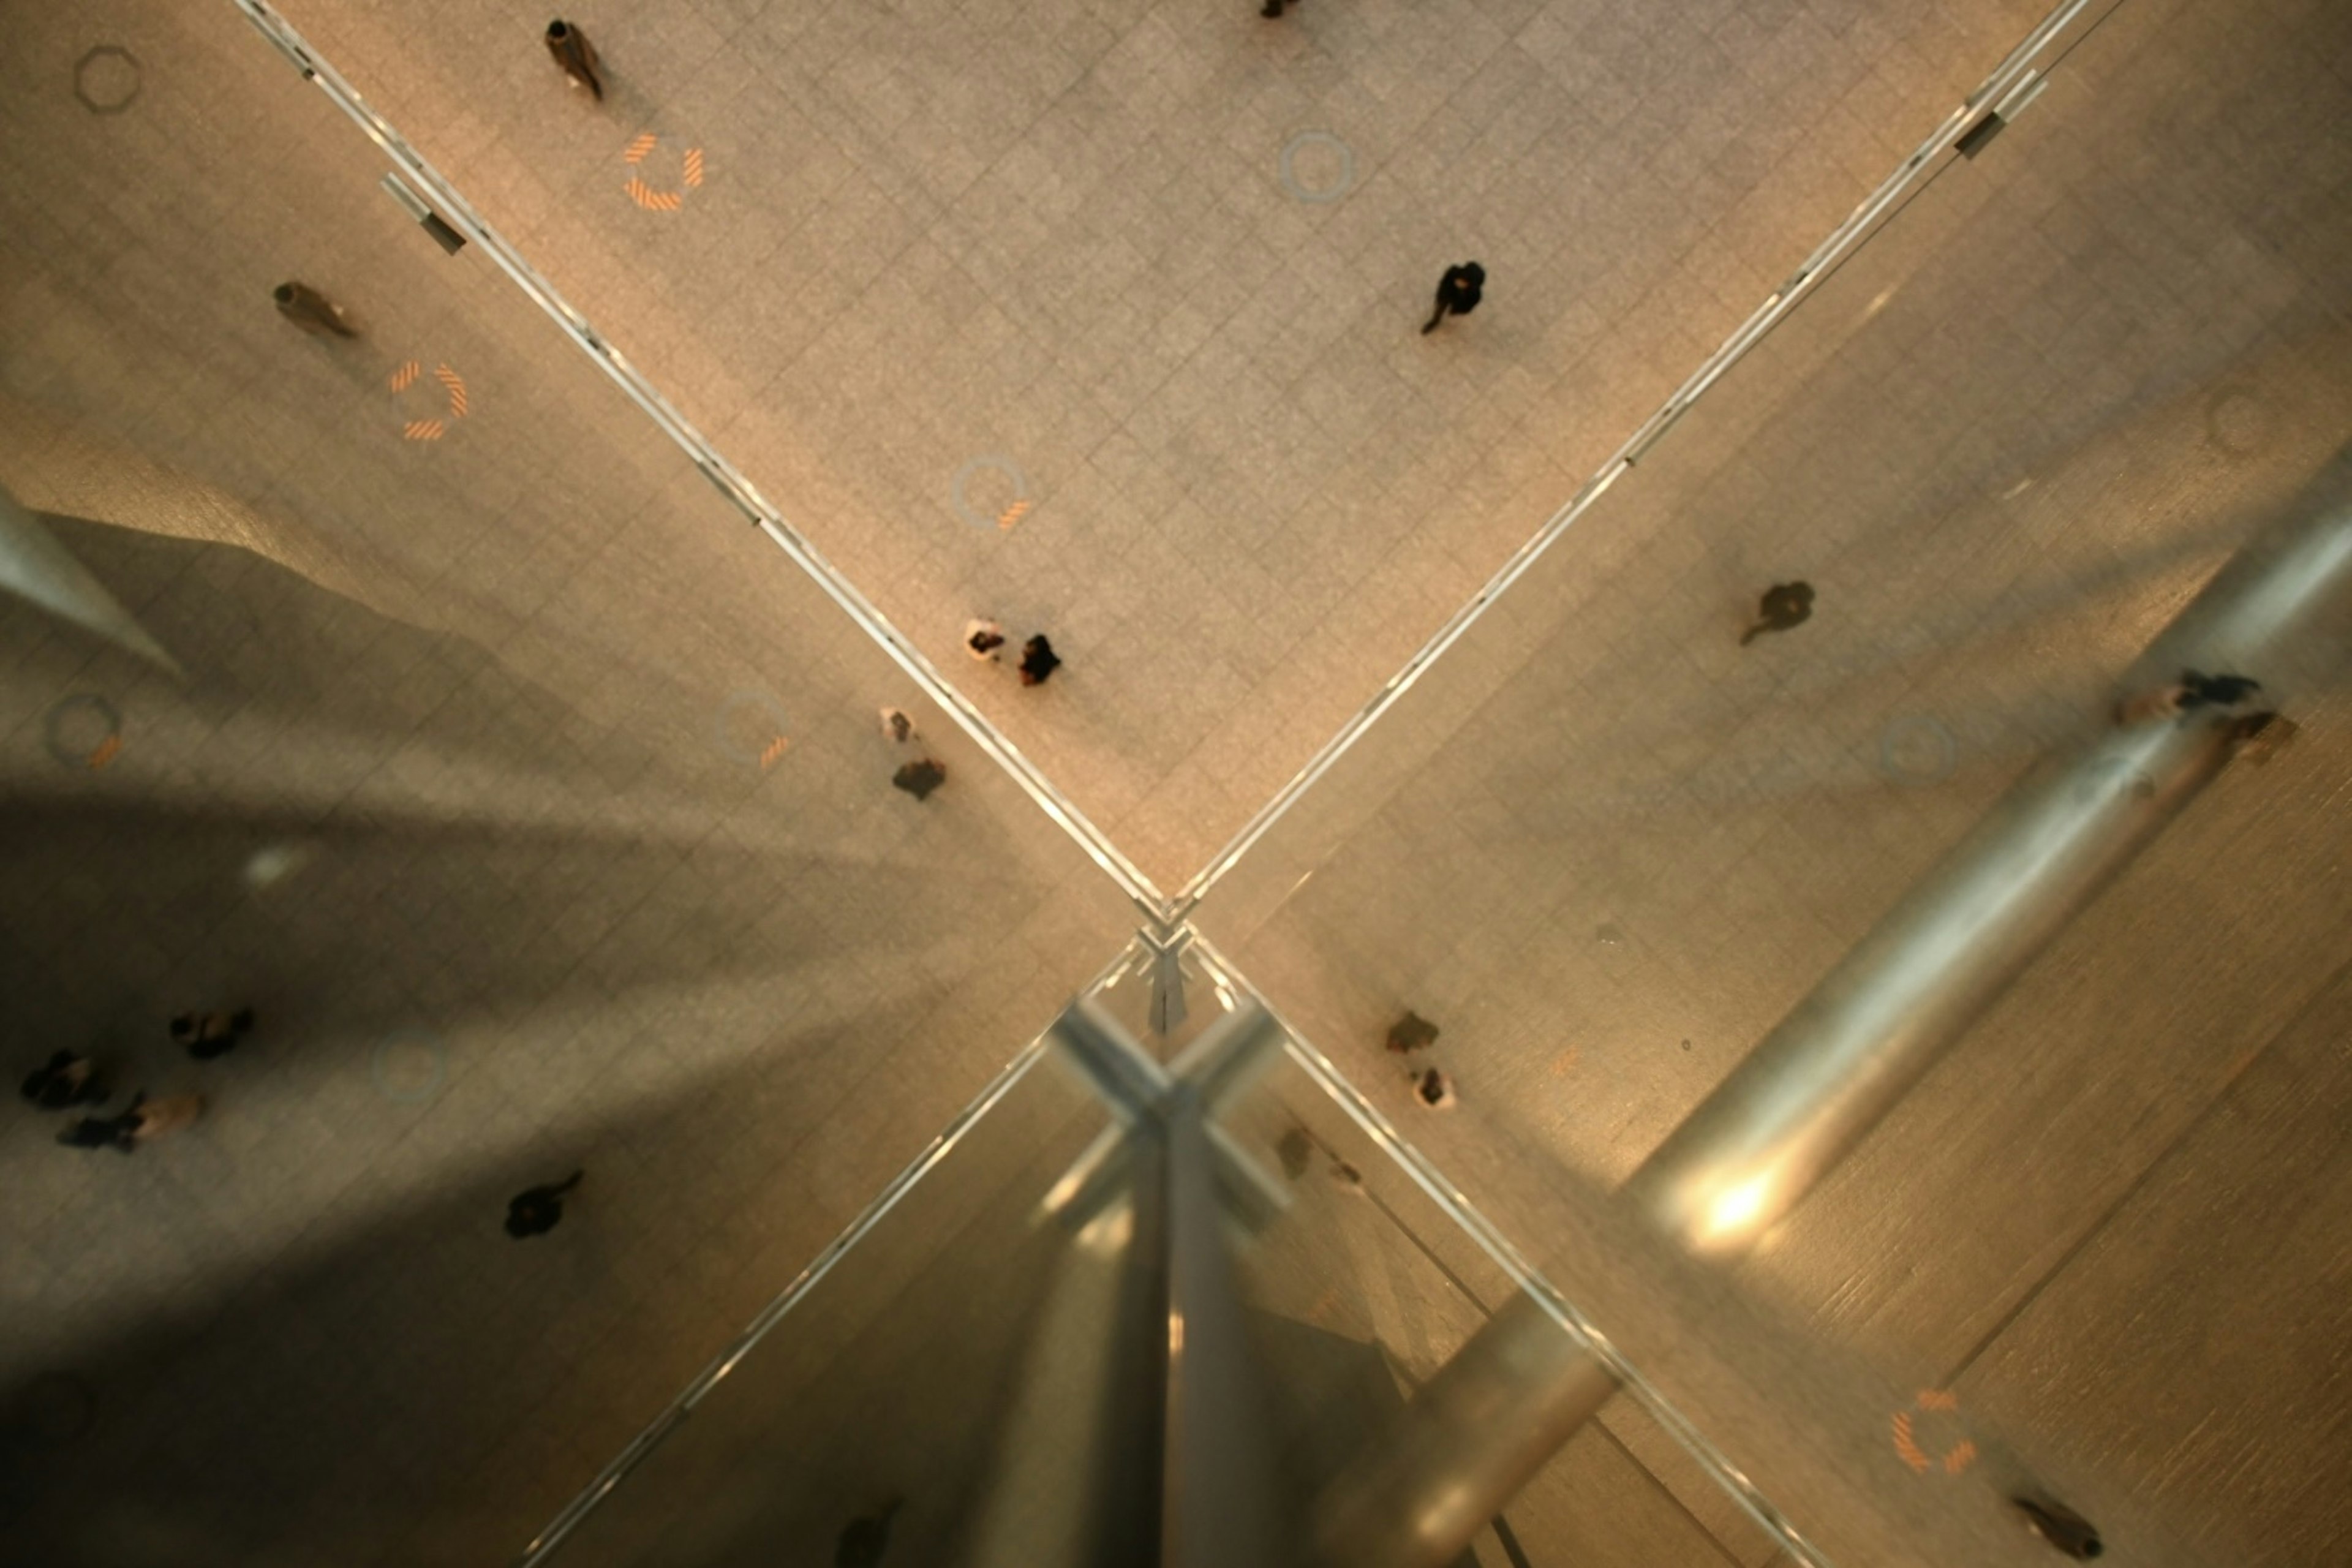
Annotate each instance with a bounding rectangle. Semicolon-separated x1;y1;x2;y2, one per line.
1194;0;2352;1559
1221;1041;1803;1568
528;965;1830;1568
0;6;1137;1565
531;1038;1110;1566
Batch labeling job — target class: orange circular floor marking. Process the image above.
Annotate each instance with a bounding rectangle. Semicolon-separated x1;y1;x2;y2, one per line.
390;359;469;442
622;132;706;212
1891;1390;1977;1476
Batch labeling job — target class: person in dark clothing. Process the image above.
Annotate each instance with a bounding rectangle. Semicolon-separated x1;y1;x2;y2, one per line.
505;1170;584;1238
57;1111;138;1149
835;1499;900;1566
58;1091;203;1151
2116;669;2266;725
2178;669;2263;709
892;758;948;801
1385;1011;1440;1054
1740;581;1815;645
1019;635;1061;687
22;1050;109;1110
1421;262;1486;334
964;619;1006;662
172;1007;255;1061
1260;0;1295;16
273;282;358;339
117;1091;205;1147
1277;1126;1314;1179
545;20;604;100
2013;1495;2103;1559
1414;1067;1455;1109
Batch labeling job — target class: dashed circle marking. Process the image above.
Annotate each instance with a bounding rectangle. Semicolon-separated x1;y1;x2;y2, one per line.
622;132;706;212
2204;385;2270;460
43;695;123;771
371;1027;448;1105
1278;130;1355;204
951;455;1032;533
390;359;469;441
1891;1389;1977;1476
713;690;792;769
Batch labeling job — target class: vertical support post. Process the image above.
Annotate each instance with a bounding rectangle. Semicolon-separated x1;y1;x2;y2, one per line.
1160;1087;1295;1567
1312;450;2352;1568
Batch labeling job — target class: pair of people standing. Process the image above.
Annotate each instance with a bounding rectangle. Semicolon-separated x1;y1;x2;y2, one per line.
963;620;1062;687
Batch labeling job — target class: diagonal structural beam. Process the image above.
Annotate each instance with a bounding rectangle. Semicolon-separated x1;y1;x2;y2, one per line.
0;482;183;676
1314;448;2352;1568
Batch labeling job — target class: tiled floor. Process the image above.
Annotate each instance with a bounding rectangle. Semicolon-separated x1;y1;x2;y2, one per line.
4;0;2350;1563
271;0;2046;883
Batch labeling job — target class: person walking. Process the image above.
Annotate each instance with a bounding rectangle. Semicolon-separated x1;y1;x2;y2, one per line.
892;758;948;801
963;619;1006;662
1420;262;1485;334
1740;581;1815;645
2179;670;2263;710
2116;669;2264;725
57;1109;140;1149
273;282;358;339
2013;1495;2102;1559
1412;1067;1455;1110
172;1006;255;1061
878;707;917;745
1385;1011;1440;1054
1260;0;1295;17
1018;635;1061;687
505;1170;585;1238
21;1050;109;1110
112;1091;206;1150
545;20;605;100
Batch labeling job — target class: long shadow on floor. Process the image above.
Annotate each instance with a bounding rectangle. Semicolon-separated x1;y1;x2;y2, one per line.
0;991;1099;1568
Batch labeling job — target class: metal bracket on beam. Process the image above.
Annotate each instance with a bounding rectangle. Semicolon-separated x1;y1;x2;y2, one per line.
1041;997;1290;1235
1143;923;1193;1038
380;173;466;254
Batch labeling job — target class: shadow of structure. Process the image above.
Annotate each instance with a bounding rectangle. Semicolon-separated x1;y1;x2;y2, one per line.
0;505;1102;1568
0;997;1023;1568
